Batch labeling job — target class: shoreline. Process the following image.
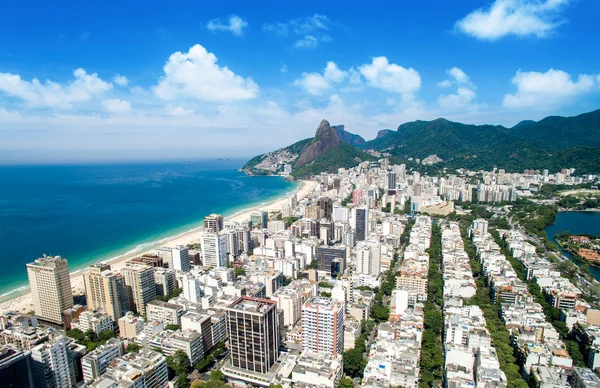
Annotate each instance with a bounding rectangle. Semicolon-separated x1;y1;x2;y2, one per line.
0;179;316;315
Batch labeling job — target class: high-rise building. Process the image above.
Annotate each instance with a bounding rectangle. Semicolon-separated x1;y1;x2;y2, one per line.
171;245;190;272
204;213;224;233
0;346;35;388
250;211;268;229
31;337;78;388
317;197;333;220
226;297;280;374
183;275;202;303
332;205;349;222
301;297;344;356
121;263;156;315
351;207;368;241
154;268;175;297
316;246;347;275
201;231;228;268
83;262;122;321
99;349;168;388
387;171;397;191
81;338;123;383
26;256;73;327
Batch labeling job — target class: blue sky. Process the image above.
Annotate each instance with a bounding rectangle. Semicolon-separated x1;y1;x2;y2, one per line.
1;0;599;162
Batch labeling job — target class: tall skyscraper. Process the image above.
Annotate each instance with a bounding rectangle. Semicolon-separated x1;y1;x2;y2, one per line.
387;171;397;191
0;346;35;388
26;256;73;327
154;268;175;297
351;207;368;241
171;245;190;272
182;275;202;303
121;263;156;315
83;262;123;321
31;337;78;388
204;214;224;233
317;197;333;220
316;246;347;275
226;297;280;374
201;231;228;268
301;297;344;356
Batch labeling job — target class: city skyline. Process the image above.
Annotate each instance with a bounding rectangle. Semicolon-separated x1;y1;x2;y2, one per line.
1;0;600;162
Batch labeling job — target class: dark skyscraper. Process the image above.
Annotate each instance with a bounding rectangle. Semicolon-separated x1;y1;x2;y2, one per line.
226;297;280;374
352;207;367;241
317;197;333;220
316;246;347;274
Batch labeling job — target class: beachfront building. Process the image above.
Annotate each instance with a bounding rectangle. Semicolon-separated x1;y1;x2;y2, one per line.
204;214;224;233
26;255;73;328
171;245;191;272
201;231;228;268
121;263;156;315
83;262;123;321
301;297;344;356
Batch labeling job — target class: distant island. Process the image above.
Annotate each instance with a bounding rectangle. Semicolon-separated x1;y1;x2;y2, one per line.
242;109;600;178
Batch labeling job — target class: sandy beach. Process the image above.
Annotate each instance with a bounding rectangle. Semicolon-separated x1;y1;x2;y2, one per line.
0;179;317;316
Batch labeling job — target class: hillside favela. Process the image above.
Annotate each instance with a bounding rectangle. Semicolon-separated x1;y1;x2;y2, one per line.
1;2;600;388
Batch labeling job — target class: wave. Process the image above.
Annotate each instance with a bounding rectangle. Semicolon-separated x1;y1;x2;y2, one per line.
0;285;29;298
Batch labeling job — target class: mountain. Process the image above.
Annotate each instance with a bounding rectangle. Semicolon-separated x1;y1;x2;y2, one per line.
363;110;600;174
243;109;600;177
336;125;367;147
512;120;536;129
241;120;373;176
375;129;394;139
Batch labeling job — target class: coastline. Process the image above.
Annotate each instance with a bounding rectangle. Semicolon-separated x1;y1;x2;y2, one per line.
0;179;316;315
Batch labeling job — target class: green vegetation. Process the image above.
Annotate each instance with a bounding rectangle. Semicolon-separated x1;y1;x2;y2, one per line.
292;142;376;178
462;228;529;388
166;324;181;331
241;137;312;174
234;267;245;277
320;291;332;297
194;341;226;373
125;342;141;353
153;288;183;302
362;110;600;174
338;377;355;388
490;230;586;366
66;328;116;352
209;370;225;382
419;224;444;388
318;281;333;288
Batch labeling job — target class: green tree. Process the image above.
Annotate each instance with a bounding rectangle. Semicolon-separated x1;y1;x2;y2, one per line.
167;350;190;375
342;348;366;378
339;377;355;388
166;324;181;331
125;342;141;354
210;370;226;382
175;373;190;388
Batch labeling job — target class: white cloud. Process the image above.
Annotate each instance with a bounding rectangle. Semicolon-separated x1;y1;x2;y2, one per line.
153;44;259;102
112;74;128;87
294;61;347;95
437;67;479;110
103;99;131;113
207;15;248;36
438;88;477;110
359;57;421;96
456;0;570;40
166;105;193;116
0;68;112;108
80;32;91;40
264;14;334;49
293;35;319;49
503;68;597;108
280;64;288;74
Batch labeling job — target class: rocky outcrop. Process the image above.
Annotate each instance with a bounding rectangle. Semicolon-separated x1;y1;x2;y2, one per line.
294;120;341;168
375;129;394;139
336;125;366;146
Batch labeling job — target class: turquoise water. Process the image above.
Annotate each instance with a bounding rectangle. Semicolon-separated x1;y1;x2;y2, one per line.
0;160;297;301
545;211;600;280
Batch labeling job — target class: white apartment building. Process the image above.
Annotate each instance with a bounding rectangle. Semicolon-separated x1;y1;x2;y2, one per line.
301;297;344;356
26;256;73;326
82;338;123;383
201;231;228;268
171;245;190;272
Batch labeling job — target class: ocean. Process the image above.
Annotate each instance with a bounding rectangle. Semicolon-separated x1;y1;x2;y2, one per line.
545;211;600;280
0;160;297;301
